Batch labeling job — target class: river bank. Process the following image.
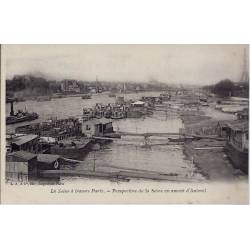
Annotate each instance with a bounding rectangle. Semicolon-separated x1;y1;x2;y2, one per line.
183;139;239;181
181;107;247;181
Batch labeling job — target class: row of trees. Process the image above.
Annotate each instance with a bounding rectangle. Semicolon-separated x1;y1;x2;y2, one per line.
203;79;249;98
6;75;56;97
6;74;171;98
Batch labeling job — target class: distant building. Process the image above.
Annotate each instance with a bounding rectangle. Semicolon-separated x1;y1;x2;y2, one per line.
89;88;97;94
135;86;142;91
61;80;80;93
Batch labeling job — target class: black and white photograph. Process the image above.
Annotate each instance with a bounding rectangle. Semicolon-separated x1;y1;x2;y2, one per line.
1;1;250;250
1;44;249;203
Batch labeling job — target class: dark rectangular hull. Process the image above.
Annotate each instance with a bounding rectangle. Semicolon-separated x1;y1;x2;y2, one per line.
50;146;91;160
6;115;38;125
225;142;248;174
49;140;93;160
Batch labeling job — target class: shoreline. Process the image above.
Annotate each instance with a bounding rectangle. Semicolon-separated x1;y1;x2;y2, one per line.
181;112;247;182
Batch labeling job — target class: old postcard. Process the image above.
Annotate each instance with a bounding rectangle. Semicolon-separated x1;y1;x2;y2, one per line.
0;44;249;204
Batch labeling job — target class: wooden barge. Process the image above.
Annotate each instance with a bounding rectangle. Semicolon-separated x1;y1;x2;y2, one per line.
222;120;248;174
49;138;94;160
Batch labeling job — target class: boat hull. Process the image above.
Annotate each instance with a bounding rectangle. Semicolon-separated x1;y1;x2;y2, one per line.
126;110;144;118
6;114;39;125
225;142;248;174
50;141;93;160
111;116;124;119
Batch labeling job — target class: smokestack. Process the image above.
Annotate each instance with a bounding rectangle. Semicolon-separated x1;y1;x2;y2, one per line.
10;101;14;116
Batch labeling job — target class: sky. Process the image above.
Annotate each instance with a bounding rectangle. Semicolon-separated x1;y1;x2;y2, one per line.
4;44;249;85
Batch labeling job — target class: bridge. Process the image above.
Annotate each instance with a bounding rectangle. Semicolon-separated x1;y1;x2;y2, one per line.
92;131;226;144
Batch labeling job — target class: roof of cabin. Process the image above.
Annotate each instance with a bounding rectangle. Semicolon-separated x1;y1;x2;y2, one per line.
225;120;249;132
131;101;145;105
11;134;38;146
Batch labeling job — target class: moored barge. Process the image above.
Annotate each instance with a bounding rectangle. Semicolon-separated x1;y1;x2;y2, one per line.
223;120;248;174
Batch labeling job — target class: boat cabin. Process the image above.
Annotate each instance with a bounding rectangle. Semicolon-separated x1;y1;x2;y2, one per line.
82;118;114;137
116;96;125;105
15;118;82;140
8;134;39;153
131;100;146;107
6;151;38;182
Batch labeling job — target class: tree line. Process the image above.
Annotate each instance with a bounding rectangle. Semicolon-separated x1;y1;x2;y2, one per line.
203;79;249;98
6;75;60;97
6;74;171;98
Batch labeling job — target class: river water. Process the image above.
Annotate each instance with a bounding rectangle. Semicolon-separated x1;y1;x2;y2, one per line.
6;91;199;181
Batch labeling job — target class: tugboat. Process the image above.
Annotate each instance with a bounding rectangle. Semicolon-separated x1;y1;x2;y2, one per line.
6;100;39;125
